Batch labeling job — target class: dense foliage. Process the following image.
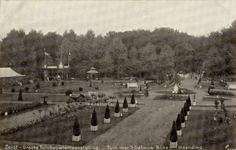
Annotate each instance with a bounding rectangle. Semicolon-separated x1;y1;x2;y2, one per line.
1;20;236;80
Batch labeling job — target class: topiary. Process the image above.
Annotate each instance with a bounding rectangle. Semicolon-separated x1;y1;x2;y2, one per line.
24;87;29;92
130;94;135;104
91;109;98;126
73;116;81;136
52;82;57;87
115;100;120;113
36;83;40;89
170;121;178;142
123;97;128;108
11;88;15;92
104;105;110;119
176;114;182;130
79;87;83;91
18;89;23;101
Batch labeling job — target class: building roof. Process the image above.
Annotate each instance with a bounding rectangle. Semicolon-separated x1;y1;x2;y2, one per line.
87;67;99;74
0;67;25;78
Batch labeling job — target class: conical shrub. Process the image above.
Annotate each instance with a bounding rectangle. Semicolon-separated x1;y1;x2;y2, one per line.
123;97;128;109
104;105;110;119
184;102;190;112
131;94;135;104
91;109;98;126
176;114;182;130
18;89;23;101
187;95;191;106
170;121;178;142
180;111;185;123
73;116;81;136
115;100;120;113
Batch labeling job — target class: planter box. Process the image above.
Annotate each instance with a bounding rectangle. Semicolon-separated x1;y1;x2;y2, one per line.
72;135;81;142
4;112;8;116
181;122;185;128
193;102;196;106
185;116;188;121
129;104;136;108
177;130;182;136
91;125;98;131
114;112;120;118
170;141;178;149
123;108;128;112
104;118;110;123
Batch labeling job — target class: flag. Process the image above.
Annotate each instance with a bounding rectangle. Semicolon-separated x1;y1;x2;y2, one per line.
45;52;50;56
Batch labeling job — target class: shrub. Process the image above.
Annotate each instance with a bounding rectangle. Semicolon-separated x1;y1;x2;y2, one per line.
131;94;135;104
65;89;73;96
24;87;29;92
36;83;40;89
79;87;83;91
91;109;98;126
123;97;128;108
52;82;57;87
73;117;81;136
115;100;120;113
61;81;64;86
104;105;110;119
11;88;15;92
170;121;178;142
18;89;23;101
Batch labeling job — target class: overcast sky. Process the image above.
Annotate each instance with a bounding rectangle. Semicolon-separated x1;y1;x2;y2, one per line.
0;0;236;39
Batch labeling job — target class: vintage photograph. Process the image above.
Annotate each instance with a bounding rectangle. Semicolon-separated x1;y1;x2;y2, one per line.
0;1;236;150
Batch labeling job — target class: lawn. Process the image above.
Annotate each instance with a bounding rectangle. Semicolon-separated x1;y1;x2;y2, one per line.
163;109;236;150
1;105;139;146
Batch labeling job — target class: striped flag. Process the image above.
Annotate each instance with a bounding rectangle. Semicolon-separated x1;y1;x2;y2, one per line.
45;52;50;56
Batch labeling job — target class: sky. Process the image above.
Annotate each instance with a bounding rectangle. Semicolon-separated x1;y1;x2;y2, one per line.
0;0;236;39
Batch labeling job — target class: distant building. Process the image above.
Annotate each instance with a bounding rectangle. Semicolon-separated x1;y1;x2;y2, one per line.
43;50;70;81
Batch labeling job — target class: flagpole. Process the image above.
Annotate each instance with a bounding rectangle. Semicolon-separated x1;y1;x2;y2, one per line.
44;49;46;68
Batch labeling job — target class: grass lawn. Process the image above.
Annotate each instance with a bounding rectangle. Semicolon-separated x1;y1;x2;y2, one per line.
163;109;236;150
1;105;139;146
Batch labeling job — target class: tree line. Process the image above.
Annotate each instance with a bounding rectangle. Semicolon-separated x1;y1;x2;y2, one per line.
0;20;235;81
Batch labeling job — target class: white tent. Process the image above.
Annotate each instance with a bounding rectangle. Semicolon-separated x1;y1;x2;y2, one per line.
0;67;25;78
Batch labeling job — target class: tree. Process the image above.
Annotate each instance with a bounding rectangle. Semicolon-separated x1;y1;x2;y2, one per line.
170;121;178;142
108;37;128;78
73;116;81;136
123;97;128;109
91;109;98;126
104;105;110;119
18;89;23;101
115;100;120;113
131;94;135;104
176;114;182;131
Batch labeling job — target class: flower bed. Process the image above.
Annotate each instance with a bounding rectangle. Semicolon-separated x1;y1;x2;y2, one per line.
209;90;235;96
1;105;139;146
153;94;188;101
0;102;47;116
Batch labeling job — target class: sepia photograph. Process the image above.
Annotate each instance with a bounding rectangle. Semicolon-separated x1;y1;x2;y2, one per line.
0;0;236;150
